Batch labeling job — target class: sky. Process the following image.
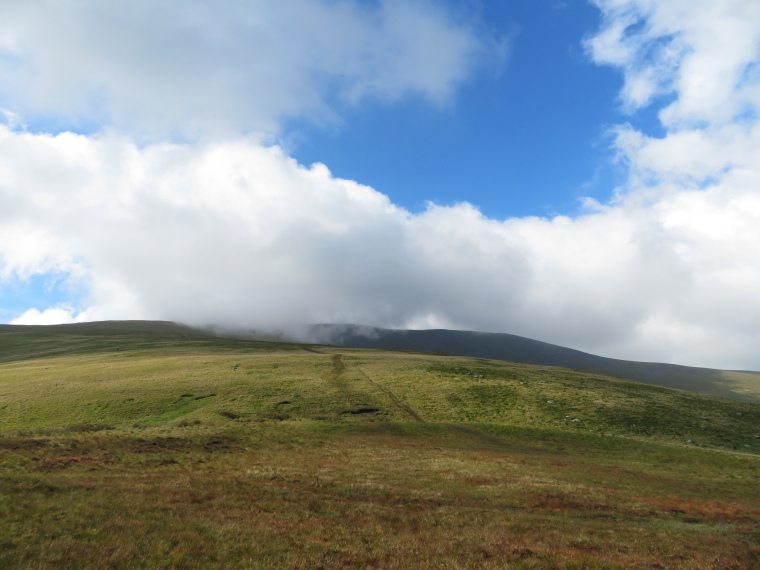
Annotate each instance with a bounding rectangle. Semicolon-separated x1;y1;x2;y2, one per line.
1;0;759;370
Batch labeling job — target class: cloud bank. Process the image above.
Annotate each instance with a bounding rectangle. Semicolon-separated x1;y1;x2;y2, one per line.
1;0;760;370
0;0;486;137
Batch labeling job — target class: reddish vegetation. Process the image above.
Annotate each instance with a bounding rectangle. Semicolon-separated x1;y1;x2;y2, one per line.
637;495;760;522
526;492;619;514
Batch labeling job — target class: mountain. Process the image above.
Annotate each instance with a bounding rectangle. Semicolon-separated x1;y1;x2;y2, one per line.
305;324;760;403
3;320;757;402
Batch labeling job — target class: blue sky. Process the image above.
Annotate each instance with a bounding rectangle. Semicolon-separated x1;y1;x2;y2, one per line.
0;274;68;322
290;1;629;218
1;0;760;370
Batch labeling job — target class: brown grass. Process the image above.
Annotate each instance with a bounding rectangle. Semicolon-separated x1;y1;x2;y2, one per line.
1;424;758;569
637;495;760;522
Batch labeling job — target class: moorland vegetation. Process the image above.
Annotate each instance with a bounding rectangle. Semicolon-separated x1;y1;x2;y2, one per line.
0;322;758;568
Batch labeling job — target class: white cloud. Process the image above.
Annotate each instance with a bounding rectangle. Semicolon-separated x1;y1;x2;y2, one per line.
1;0;760;372
578;0;760;367
1;122;759;368
0;0;487;138
10;304;94;325
588;0;760;125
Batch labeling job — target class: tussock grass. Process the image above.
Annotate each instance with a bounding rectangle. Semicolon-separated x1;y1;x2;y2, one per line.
0;324;758;568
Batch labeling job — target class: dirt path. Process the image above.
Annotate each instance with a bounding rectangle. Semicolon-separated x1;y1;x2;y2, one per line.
331;353;345;372
357;368;424;422
444;424;515;449
328;353;349;393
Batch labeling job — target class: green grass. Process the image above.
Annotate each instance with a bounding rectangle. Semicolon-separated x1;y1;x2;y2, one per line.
0;323;758;568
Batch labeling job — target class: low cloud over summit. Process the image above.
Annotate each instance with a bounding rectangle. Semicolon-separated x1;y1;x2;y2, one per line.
1;0;760;370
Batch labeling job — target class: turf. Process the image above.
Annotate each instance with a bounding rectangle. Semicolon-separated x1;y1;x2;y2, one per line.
0;322;758;568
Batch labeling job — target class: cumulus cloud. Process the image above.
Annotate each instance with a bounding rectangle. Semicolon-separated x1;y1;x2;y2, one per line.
1;0;760;370
11;304;93;326
588;0;760;125
1;120;760;368
0;0;488;138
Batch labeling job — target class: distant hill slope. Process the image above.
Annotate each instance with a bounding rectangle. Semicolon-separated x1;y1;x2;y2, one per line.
2;320;758;402
1;320;758;454
0;320;216;363
306;324;760;403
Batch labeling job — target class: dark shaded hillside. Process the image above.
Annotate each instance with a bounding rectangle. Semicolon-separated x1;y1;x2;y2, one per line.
307;324;760;403
0;321;217;363
1;320;205;337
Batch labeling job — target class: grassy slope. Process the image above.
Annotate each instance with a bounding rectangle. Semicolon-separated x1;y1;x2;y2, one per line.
1;322;759;569
306;324;760;403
